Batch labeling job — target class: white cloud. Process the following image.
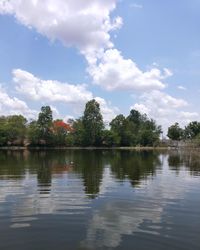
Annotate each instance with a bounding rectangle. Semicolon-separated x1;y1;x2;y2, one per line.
0;0;122;61
131;90;198;133
1;0;193;133
177;85;187;91
89;49;169;91
13;69;118;124
130;3;143;9
0;0;173;96
13;69;93;104
179;111;199;124
0;85;36;118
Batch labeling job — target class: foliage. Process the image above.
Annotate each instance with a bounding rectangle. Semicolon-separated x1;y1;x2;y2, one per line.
167;123;183;141
27;120;41;145
37;106;53;144
0;115;27;145
52;120;73;145
0;101;164;147
102;130;120;147
184;121;200;139
0;117;8;145
71;118;85;146
110;110;161;146
82;99;104;146
110;114;128;146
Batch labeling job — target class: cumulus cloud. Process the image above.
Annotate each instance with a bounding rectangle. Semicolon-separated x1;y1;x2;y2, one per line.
0;85;36;118
0;0;122;61
132;90;198;133
13;69;93;104
13;69;118;123
0;0;192;132
88;49;169;91
0;0;172;94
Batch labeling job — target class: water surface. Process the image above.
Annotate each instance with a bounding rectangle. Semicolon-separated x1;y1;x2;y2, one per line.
0;149;200;250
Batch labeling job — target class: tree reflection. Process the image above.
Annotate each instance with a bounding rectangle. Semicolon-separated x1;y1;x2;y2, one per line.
72;150;104;199
168;151;183;175
168;150;200;176
107;150;161;187
0;150;162;197
0;150;27;180
1;149;199;199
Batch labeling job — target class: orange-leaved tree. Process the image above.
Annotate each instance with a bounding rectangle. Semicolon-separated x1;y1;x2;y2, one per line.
52;120;74;145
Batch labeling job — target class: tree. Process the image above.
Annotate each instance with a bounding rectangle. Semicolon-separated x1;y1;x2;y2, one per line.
6;115;27;145
71;118;84;146
110;114;126;133
0;115;27;146
0;116;8;145
110;114;131;146
37;106;53;144
52;120;73;145
167;123;183;141
139;119;162;146
127;109;145;126
184;121;200;139
27;120;41;145
82;100;104;146
102;130;120;147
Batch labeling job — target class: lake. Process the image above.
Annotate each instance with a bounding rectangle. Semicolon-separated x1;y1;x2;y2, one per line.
0;149;200;250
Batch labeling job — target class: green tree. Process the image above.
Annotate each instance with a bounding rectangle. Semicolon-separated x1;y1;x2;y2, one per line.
0;115;27;146
127;109;145;126
167;123;183;140
102;130;120;147
2;115;27;145
72;118;84;146
27;120;41;145
0;116;8;145
37;106;53;144
110;114;131;146
82;100;104;146
139;119;162;146
184;121;200;139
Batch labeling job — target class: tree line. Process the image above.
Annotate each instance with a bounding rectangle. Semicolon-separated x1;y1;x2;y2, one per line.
0;99;162;147
167;122;200;142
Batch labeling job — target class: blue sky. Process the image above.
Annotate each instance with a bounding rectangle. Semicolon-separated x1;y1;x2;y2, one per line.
0;0;199;133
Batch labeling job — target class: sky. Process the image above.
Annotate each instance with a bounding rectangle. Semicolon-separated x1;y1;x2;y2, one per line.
0;0;200;134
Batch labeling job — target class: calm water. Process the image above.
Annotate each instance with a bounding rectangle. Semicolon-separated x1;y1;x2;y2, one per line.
0;149;200;250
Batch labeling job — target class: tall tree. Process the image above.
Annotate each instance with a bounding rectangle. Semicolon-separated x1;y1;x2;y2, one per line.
0;116;8;145
110;114;131;146
127;109;144;126
27;120;41;145
167;123;183;141
82;99;104;146
184;121;200;139
37;106;53;144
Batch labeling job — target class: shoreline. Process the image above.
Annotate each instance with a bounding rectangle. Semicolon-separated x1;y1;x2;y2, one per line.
0;146;175;151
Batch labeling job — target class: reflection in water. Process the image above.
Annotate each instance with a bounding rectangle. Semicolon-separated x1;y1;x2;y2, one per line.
168;149;200;176
108;150;161;186
0;150;163;198
0;150;27;179
72;151;104;198
0;149;200;250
